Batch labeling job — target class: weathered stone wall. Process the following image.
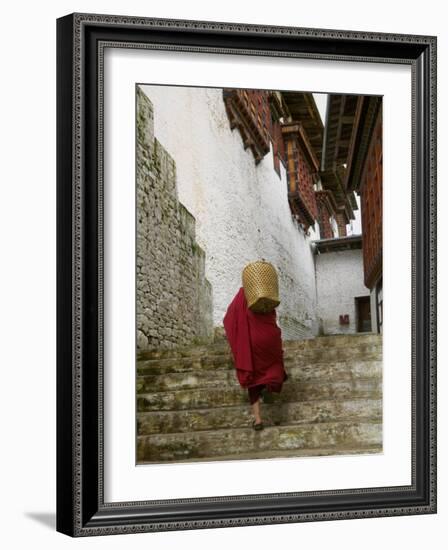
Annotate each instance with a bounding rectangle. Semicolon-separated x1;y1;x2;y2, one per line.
140;85;320;340
136;87;213;351
315;248;370;335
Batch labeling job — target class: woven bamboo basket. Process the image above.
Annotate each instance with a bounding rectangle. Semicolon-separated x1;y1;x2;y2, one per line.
242;260;280;313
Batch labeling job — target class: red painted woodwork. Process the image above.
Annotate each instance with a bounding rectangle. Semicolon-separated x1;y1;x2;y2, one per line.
360;112;382;288
223;89;271;163
282;123;319;230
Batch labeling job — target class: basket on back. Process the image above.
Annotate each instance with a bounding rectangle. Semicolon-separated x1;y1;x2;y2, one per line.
242;260;280;313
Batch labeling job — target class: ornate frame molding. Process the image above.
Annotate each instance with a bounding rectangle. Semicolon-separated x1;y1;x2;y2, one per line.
56;12;437;536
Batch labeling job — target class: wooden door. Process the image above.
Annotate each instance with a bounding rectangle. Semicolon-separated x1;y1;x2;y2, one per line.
356;296;372;332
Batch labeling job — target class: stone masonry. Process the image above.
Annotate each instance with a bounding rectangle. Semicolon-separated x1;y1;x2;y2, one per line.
137;333;382;463
136;86;213;351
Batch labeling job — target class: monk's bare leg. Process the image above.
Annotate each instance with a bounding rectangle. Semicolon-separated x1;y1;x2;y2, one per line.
252;399;262;425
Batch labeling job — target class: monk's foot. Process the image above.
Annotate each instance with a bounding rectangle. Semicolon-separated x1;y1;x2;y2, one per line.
252;419;264;431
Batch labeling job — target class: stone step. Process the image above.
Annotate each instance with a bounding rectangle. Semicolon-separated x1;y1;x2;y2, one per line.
137;353;229;376
137;419;382;462
286;333;381;349
284;344;382;364
137;397;382;435
137;333;382;361
137;359;382;393
137;378;381;412
145;444;383;463
137;347;382;376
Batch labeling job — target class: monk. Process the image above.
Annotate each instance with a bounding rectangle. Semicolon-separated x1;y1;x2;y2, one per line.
223;287;288;430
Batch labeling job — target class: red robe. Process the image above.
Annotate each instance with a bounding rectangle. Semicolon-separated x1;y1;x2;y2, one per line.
223;287;287;392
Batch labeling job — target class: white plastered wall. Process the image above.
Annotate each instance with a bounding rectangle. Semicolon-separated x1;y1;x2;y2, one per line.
141;85;319;338
315;247;370;334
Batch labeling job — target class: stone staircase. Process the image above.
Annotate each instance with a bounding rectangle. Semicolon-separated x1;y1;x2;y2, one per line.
137;333;382;463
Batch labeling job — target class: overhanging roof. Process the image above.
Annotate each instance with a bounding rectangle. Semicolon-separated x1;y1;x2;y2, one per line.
320;167;357;220
322;94;382;192
322;94;359;172
313;234;363;253
344;96;382;192
281;92;324;165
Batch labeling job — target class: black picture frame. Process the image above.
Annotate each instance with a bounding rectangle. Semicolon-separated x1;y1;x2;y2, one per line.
56;13;437;536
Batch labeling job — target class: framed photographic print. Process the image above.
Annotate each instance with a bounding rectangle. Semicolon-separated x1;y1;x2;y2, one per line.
56;13;437;536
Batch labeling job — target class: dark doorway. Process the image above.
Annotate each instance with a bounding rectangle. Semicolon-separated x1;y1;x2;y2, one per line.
356;296;372;332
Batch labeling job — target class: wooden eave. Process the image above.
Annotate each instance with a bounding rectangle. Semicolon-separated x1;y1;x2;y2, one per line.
344;96;382;192
322;94;359;172
320;168;345;204
288;193;316;229
268;91;291;121
320;165;357;220
281;122;320;173
315;189;339;214
281;92;324;163
313;234;363;254
223;89;270;164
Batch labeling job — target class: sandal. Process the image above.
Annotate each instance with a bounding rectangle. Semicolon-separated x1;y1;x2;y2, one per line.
252;420;264;431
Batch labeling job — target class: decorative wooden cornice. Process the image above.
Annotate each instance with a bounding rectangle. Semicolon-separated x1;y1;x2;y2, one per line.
315;189;339;214
281;122;320;173
288;191;316;229
223;89;270;164
282;122;319;230
268;91;290;122
281;92;324;163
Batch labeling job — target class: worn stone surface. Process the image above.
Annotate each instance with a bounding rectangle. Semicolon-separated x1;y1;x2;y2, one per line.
137;345;382;376
136;333;383;463
137;379;381;412
137;420;382;462
137;332;382;361
137;359;381;393
138;399;382;435
138;333;382;365
136;87;213;351
154;445;382;463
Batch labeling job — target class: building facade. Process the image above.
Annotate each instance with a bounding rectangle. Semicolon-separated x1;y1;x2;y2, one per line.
136;85;382;351
323;94;383;333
